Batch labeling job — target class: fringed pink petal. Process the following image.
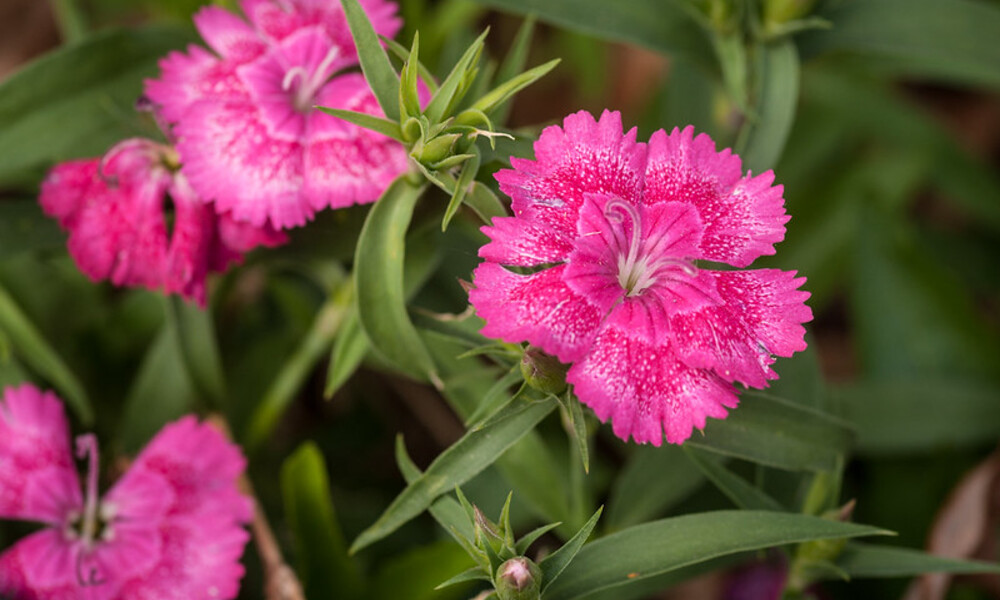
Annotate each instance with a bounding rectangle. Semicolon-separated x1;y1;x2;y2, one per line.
193;6;266;63
645;126;788;267
479;216;575;267
470;263;604;364
567;318;738;446
145;45;246;126
494;110;647;248
0;531;109;600
669;269;811;387
0;385;81;524
175;99;309;228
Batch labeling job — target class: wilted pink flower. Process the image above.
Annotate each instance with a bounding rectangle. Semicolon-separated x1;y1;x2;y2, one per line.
39;138;285;306
469;110;812;445
0;384;252;599
145;0;409;229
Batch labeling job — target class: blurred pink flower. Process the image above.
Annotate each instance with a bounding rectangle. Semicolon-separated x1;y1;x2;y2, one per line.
39;138;285;306
145;0;409;229
0;384;252;599
469;110;812;445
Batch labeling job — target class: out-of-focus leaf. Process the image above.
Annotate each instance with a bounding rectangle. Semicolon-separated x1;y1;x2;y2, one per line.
119;324;195;452
799;0;1000;90
0;200;65;259
606;445;705;532
0;283;92;424
371;541;477;600
737;40;799;174
324;307;367;398
354;178;438;383
683;447;785;511
165;296;226;407
339;0;400;121
470;58;561;116
245;281;353;449
689;393;853;472
395;436;476;544
544;511;891;600
350;395;558;552
472;0;714;67
656;58;721;141
0;27;193;185
282;442;363;599
834;542;1000;579
540;506;603;592
832;379;1000;455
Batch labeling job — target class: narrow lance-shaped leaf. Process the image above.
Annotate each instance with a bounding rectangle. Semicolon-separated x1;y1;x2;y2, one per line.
0;283;92;424
441;148;481;231
544;511;892;600
424;29;489;124
736;40;800;174
245;280;354;450
315;107;403;140
395;435;477;545
350;395;558;553
682;447;785;511
354;177;439;384
606;445;705;532
165;296;226;407
339;0;400;121
688;392;853;472
380;35;439;94
491;15;536;124
834;542;1000;579
540;506;603;592
282;442;363;600
471;58;561;116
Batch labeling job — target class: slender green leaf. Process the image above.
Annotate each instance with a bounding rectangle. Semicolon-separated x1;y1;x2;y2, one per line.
282;442;362;599
381;35;439;94
425;30;489;124
119;324;195;452
315;107;404;140
395;436;476;545
0;283;91;423
324;307;368;398
689;392;853;472
492;15;536;124
51;0;88;42
606;445;705;531
0;200;65;259
441;149;481;231
435;567;491;590
737;40;799;174
832;379;1000;454
350;396;557;553
471;58;561;116
472;0;714;66
245;281;353;449
515;522;561;555
464;182;507;224
165;296;226;407
339;0;400;121
799;0;1000;90
562;393;590;474
465;366;522;426
834;542;1000;579
544;511;891;600
354;178;438;383
683;447;785;511
540;506;603;592
0;27;193;185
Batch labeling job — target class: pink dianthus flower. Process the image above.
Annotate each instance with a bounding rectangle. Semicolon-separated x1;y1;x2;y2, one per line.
39;138;286;306
0;384;252;599
145;0;409;229
469;110;812;445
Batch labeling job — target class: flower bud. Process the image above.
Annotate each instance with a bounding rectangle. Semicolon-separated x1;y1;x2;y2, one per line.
495;557;542;600
520;347;569;395
410;133;462;167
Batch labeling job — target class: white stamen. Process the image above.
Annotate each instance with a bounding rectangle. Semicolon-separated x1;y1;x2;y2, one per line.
283;46;341;112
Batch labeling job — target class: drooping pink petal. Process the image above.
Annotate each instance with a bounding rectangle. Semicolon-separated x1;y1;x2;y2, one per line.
0;385;81;524
470;263;605;364
494;110;647;250
644;126;788;267
567;316;739;446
